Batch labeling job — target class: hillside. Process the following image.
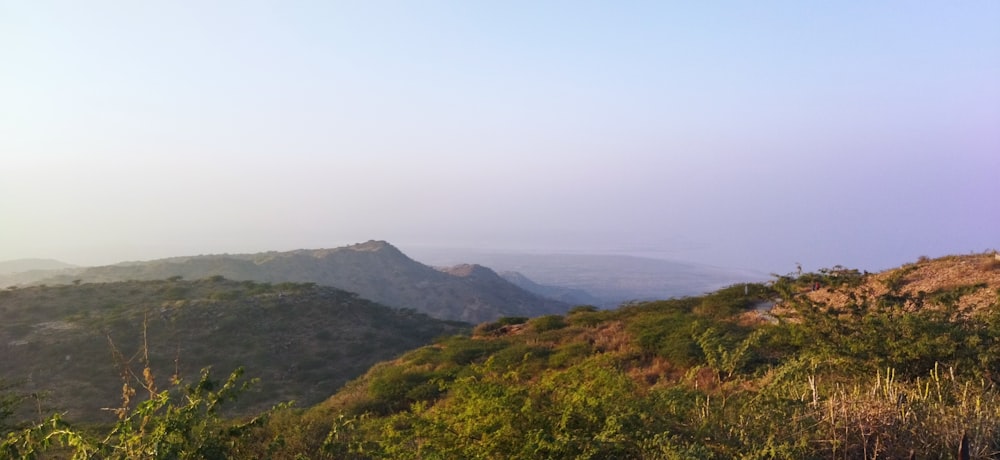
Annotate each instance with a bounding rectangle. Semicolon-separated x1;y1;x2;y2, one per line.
0;259;76;274
243;252;1000;459
796;253;1000;313
9;252;1000;459
26;241;570;323
0;278;467;422
0;259;81;287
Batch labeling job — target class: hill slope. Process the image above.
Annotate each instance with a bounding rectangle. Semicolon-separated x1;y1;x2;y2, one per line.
0;259;76;274
795;253;1000;313
29;241;570;323
252;252;1000;459
0;278;467;422
8;252;1000;458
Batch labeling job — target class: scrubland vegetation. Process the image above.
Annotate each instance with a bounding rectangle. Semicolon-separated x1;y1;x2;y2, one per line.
3;253;1000;459
0;278;466;425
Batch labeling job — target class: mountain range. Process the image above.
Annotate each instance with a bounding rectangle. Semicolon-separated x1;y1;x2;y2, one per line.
0;242;767;324
405;247;768;306
2;241;568;323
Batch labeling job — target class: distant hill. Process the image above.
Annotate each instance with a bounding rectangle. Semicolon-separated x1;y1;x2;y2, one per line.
0;258;76;274
499;270;604;306
29;241;569;323
0;278;467;422
0;259;82;288
404;248;768;306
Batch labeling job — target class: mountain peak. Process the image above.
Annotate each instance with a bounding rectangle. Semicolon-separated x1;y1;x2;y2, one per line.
302;240;406;260
346;240;395;252
440;264;498;279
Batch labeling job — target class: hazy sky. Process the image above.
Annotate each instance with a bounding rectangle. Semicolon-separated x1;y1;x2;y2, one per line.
2;1;998;273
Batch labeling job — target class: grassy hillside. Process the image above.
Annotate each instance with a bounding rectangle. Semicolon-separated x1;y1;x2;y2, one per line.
0;277;467;423
6;252;1000;459
251;252;1000;459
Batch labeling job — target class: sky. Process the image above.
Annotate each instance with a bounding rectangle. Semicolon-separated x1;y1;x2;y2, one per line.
1;1;998;274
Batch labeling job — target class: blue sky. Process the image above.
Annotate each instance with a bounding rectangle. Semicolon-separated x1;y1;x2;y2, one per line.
2;1;998;273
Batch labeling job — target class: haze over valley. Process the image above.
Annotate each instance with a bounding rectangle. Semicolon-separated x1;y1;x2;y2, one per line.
2;2;996;275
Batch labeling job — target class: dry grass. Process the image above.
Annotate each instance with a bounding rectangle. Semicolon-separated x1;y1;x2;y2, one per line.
979;254;1000;272
802;253;1000;314
588;321;634;354
627;356;676;385
810;366;1000;459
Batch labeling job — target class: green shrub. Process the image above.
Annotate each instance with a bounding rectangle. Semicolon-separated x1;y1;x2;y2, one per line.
566;305;616;328
473;316;530;336
487;343;551;371
363;367;444;415
528;315;566;332
439;336;506;365
548;342;592;368
568;305;599;315
629;310;705;367
1;368;276;460
497;316;528;326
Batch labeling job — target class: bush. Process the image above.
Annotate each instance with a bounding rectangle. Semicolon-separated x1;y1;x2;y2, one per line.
568;305;599;315
488;343;551;371
439;336;506;365
473;316;530;336
629;310;704;367
566;307;610;328
497;316;528;326
549;342;592;368
528;315;566;332
363;367;444;415
1;368;276;460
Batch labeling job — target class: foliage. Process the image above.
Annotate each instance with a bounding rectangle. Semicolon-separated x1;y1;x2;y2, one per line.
777;282;993;378
0;279;467;422
1;367;279;460
527;314;566;333
0;381;32;436
628;298;717;367
567;305;599;315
